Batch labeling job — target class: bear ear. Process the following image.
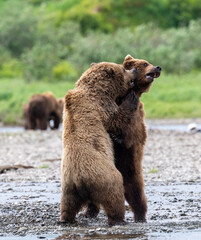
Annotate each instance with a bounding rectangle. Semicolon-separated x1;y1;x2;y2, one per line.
90;62;97;67
124;54;134;61
123;61;132;69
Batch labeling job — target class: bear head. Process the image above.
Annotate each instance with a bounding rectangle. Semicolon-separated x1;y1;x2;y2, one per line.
123;55;161;96
76;62;137;99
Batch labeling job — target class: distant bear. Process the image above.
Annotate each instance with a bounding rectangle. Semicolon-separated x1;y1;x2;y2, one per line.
86;55;162;222
60;62;137;226
23;92;63;130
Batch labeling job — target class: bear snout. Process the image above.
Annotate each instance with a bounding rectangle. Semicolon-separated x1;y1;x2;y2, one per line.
132;68;137;74
156;66;162;72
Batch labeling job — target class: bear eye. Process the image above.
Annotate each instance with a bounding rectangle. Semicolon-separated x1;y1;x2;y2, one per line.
143;63;148;67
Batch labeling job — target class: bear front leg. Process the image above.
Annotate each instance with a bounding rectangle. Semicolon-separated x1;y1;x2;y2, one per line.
119;89;138;112
52;114;60;129
38;118;48;130
108;89;138;142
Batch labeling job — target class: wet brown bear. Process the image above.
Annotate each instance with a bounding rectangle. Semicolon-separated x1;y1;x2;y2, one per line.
86;55;162;222
60;62;138;226
23;92;63;130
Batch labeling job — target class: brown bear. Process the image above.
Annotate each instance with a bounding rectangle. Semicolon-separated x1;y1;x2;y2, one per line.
49;97;64;129
23;92;63;130
60;62;138;226
86;55;162;222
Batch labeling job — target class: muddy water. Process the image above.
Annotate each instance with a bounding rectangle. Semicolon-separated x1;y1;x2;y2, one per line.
0;182;201;239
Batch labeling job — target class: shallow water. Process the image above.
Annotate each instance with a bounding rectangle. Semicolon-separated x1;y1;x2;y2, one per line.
1;123;201;133
0;182;201;239
1;229;201;240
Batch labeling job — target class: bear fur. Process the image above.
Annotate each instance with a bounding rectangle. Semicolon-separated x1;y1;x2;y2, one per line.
23;92;63;130
114;55;161;222
60;62;138;226
86;55;161;222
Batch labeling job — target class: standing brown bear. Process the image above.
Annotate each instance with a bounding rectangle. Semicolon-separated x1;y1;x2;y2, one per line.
23;92;63;130
114;55;161;222
60;62;138;226
86;55;161;222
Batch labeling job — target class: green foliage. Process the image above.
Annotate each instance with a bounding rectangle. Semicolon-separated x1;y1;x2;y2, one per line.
0;46;22;78
52;61;78;81
47;0;113;33
141;72;201;118
0;72;201;124
0;0;201;124
165;0;201;28
0;78;75;124
68;21;201;75
21;22;80;82
0;0;200;81
0;59;22;78
43;0;201;31
0;1;37;57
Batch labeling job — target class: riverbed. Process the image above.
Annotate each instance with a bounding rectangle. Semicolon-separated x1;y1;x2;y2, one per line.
0;119;201;239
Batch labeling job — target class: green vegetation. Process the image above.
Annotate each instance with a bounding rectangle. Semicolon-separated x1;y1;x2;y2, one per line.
142;72;201;118
1;72;201;124
0;79;75;124
38;164;49;169
0;0;200;124
148;169;158;174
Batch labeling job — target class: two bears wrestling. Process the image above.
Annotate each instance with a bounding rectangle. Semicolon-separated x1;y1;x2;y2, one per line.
60;55;161;226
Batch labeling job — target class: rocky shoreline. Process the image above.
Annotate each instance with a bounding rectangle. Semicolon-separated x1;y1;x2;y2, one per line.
0;120;201;239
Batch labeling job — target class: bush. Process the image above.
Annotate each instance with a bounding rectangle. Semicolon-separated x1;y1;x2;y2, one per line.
0;46;22;78
21;22;80;82
52;61;78;81
0;1;37;57
69;20;201;75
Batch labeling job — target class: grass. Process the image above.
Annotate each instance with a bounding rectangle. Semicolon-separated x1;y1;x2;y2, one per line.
141;72;201;119
148;169;158;173
0;72;201;125
0;79;75;125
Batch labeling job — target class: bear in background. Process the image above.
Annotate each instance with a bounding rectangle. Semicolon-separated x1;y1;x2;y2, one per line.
23;92;63;130
61;62;138;226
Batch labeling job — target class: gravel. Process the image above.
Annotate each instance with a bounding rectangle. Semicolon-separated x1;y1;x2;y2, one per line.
0;119;201;239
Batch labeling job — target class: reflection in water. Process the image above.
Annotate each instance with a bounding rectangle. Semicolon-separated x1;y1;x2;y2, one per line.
54;230;201;240
54;232;148;240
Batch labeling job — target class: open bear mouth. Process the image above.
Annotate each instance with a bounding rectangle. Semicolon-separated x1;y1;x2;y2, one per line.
146;72;160;80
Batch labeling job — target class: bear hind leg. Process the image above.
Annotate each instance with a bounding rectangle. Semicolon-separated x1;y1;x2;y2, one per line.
124;178;147;222
101;183;125;226
60;189;83;223
85;203;100;218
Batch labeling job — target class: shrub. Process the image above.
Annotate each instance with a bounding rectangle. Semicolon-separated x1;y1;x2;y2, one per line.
73;20;201;74
21;22;80;82
0;1;37;57
52;61;78;81
0;46;22;78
